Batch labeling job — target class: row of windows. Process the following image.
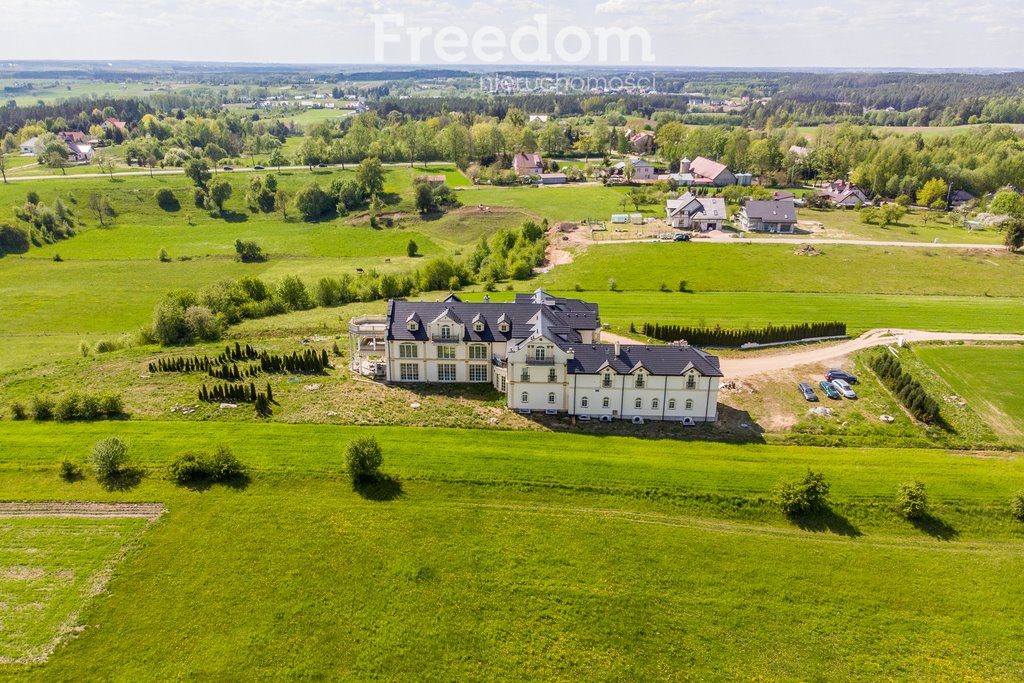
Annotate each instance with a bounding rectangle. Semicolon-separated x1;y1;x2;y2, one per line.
602;372;698;389
578;396;693;410
520;368;559;382
398;343;489;360
398;363;489;382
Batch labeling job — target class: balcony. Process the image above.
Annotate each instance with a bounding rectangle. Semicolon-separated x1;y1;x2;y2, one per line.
525;357;556;365
431;335;460;344
492;357;507;369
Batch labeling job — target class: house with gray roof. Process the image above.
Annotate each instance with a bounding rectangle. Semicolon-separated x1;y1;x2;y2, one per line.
666;193;727;231
352;289;722;423
738;199;798;233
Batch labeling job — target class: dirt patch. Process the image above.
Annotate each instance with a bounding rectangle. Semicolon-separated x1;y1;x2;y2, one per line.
543;221;589;268
0;567;46;581
0;502;166;520
794;243;822;256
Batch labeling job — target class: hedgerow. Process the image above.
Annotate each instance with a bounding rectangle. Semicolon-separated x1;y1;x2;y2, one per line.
867;351;941;424
641;321;846;347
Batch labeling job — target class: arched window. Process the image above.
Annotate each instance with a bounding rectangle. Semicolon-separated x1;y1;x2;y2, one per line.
685;399;693;410
581;397;589;408
634;398;642;409
521;392;529;403
536;347;546;361
652;398;659;409
668;399;676;410
602;397;610;408
441;325;452;339
548;392;555;404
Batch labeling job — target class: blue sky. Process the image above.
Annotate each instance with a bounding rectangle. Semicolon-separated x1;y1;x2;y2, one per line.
2;0;1023;69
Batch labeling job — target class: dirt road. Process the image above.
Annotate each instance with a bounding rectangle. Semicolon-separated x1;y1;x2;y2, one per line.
721;329;1024;379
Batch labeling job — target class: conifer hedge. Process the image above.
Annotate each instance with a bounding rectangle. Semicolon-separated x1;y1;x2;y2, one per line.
867;351;941;424
640;321;846;347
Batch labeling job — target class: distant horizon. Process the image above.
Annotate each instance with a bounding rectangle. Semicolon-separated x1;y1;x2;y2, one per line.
1;59;1022;76
3;0;1023;70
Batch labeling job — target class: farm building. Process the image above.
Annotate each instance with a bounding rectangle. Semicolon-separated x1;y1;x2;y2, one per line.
350;290;722;423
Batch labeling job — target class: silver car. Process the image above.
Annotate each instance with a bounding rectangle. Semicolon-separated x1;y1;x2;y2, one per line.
832;378;857;399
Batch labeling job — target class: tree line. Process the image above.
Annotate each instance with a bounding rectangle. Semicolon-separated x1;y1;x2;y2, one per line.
640;322;847;347
867;351;942;425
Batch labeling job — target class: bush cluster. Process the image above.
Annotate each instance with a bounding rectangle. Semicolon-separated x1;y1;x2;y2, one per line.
27;393;123;421
90;437;130;480
868;352;941;424
346;436;383;484
168;446;245;484
773;469;830;516
199;383;272;416
641;321;847;347
896;481;929;520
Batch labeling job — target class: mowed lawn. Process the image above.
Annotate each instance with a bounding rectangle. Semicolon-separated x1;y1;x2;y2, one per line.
914;345;1024;445
460;184;663;222
0;517;150;664
2;422;1024;679
537;242;1024;297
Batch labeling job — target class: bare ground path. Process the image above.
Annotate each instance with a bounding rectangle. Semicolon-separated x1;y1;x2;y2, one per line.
0;501;166;519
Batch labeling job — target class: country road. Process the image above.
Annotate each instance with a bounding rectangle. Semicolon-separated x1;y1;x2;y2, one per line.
601;329;1024;379
722;329;1024;379
591;235;1007;250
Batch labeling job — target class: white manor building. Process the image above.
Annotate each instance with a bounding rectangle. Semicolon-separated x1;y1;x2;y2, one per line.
350;290;722;423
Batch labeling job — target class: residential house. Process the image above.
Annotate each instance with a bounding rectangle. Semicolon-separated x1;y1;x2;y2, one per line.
738;199;798;233
665;193;727;231
821;180;869;208
674;157;737;187
103;118;127;133
772;190;795;200
58;131;86;144
352;290;721;422
949;190;975;209
611;159;657;181
512;152;544;176
529;114;549;122
67;142;94;162
629;131;656;154
19;136;41;155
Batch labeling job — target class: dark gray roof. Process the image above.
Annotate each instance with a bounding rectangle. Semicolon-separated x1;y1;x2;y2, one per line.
387;293;600;343
743;199;797;223
567;344;722;377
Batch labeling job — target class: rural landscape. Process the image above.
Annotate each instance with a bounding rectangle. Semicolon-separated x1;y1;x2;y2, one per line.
2;20;1024;681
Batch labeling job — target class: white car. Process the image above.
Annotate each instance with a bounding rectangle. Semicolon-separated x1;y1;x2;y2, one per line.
832;379;857;399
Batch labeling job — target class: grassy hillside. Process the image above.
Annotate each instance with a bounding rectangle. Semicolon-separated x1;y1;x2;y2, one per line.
3;422;1024;679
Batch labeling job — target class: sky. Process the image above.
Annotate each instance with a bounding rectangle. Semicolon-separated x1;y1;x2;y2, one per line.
2;0;1023;69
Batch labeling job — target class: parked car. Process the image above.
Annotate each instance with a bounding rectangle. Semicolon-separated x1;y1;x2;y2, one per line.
222;166;233;171
826;369;858;384
316;163;328;168
831;379;857;399
253;165;265;170
798;383;818;402
673;233;691;242
818;380;841;400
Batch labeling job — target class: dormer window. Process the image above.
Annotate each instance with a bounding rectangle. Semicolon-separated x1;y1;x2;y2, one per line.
441;325;452;340
474;322;484;332
535;347;545;362
635;373;645;388
686;374;696;390
407;321;419;332
499;322;509;333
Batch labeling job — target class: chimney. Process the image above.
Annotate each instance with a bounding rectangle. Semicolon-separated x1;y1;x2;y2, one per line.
614;341;621;357
566;347;574;359
483;294;491;304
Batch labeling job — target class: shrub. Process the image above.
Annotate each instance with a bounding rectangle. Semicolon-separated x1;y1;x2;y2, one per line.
896;481;928;520
235;239;267;263
168;446;245;484
90;437;130;480
31;395;55;421
10;401;27;420
159;246;171;262
54;393;82;421
346;436;383;483
1011;492;1024;522
155;188;179;210
773;469;830;516
59;459;82;481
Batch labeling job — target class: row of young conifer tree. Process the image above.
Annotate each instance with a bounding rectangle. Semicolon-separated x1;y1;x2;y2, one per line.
638;321;847;347
199;382;273;416
867;351;942;425
150;347;331;378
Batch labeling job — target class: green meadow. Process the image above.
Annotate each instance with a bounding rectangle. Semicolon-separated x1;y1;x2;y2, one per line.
2;422;1024;679
914;345;1024;445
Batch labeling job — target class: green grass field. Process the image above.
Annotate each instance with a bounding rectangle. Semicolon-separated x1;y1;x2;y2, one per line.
2;421;1024;679
537;243;1024;297
0;516;151;664
459;184;660;222
914;345;1024;445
